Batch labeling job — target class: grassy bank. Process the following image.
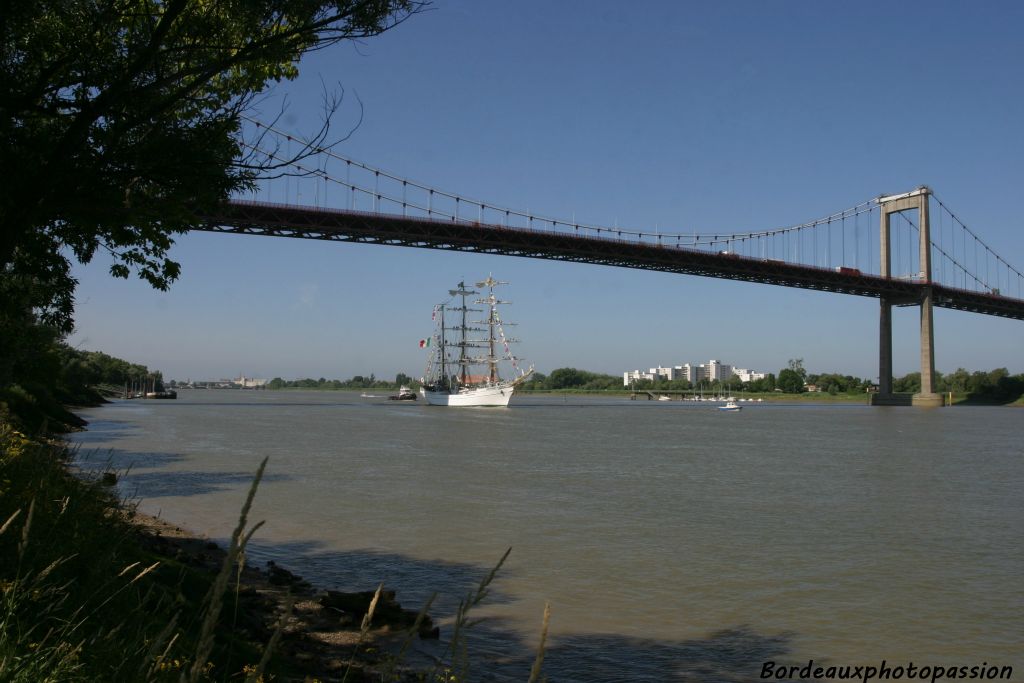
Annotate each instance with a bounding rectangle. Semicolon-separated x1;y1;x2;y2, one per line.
0;423;289;681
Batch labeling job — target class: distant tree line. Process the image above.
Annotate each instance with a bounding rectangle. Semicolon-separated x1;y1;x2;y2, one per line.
0;317;161;432
890;368;1023;401
520;368;622;391
266;373;415;391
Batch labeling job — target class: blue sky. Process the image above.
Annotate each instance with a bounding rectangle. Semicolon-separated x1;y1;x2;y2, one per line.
70;1;1024;382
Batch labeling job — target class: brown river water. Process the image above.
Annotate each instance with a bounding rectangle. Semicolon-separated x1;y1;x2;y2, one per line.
70;390;1023;682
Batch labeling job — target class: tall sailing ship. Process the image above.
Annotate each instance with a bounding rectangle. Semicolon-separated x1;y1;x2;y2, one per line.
420;276;532;407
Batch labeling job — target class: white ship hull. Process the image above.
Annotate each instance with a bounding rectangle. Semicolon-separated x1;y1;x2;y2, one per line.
420;382;518;407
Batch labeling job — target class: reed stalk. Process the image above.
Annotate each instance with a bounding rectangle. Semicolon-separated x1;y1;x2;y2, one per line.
340;582;383;683
526;602;551;683
431;547;511;682
380;591;438;680
185;456;268;683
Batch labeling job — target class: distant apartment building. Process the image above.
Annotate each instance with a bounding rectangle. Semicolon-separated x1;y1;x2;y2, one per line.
732;368;766;383
623;369;654;385
705;360;733;382
676;363;694;382
653;366;677;381
624;358;761;386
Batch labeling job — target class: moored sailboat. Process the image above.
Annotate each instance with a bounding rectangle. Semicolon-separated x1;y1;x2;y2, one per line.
420;276;532;407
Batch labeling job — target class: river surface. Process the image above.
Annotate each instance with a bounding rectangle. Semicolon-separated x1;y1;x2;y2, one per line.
70;391;1023;681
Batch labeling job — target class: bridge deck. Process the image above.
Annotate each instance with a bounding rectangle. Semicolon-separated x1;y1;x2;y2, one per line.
196;200;1024;321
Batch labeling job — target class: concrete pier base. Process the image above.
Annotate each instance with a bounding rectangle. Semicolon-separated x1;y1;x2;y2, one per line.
870;393;913;407
911;393;944;408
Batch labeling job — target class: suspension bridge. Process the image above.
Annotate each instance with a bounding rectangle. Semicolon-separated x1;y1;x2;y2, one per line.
196;120;1024;407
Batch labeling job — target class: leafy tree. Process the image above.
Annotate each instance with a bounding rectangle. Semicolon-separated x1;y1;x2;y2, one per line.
521;372;547;390
1;0;424;336
994;373;1023;400
806;372;867;394
544;368;620;390
748;373;776;393
893;372;921;393
787;358;807;381
945;368;971;393
776;368;805;393
547;368;586;389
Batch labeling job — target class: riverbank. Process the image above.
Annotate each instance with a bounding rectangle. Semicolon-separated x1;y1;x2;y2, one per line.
125;506;435;681
0;421;437;682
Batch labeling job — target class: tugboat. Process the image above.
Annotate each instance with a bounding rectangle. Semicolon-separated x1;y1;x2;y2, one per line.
420;276;532;407
388;386;417;401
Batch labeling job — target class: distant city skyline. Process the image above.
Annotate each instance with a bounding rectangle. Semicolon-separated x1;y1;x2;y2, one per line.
68;2;1024;380
624;360;768;387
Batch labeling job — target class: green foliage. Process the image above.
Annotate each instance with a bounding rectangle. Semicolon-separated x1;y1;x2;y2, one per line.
747;373;776;393
266;373;416;390
527;368;620;391
0;311;161;432
1;0;424;334
805;372;871;395
776;368;806;394
889;367;1024;403
0;426;273;681
893;372;921;394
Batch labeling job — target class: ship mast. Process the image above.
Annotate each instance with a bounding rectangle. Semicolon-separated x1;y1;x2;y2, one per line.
489;294;497;384
475;275;508;384
438;304;447;389
449;281;479;387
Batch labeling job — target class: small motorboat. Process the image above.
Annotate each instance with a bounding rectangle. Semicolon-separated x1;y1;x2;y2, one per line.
718;398;741;412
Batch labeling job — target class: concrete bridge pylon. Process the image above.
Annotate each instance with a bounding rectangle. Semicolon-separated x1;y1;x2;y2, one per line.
872;187;944;407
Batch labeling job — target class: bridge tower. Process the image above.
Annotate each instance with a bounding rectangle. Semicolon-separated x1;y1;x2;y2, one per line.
872;187;944;407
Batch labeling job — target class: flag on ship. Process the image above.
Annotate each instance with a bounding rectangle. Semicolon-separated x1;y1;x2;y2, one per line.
419;338;431;348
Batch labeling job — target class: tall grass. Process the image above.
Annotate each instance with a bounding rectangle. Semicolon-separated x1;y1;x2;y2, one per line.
0;424;278;681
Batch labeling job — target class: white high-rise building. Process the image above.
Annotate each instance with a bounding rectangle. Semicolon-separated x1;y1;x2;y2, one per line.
652;366;677;381
624;369;656;385
732;368;766;383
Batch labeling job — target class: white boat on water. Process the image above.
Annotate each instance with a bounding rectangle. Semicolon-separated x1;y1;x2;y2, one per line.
420;276;532;407
718;398;742;412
